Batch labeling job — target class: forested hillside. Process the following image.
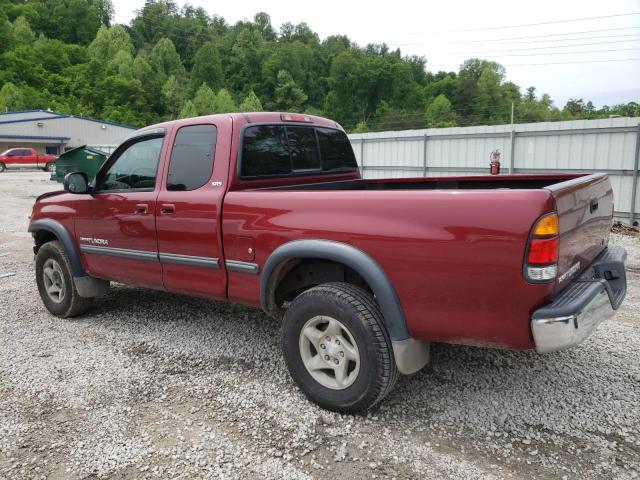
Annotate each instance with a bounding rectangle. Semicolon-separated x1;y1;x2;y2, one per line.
0;0;637;130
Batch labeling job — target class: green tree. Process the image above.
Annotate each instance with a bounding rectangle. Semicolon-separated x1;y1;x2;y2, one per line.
228;28;266;93
179;100;198;118
88;25;133;62
193;83;217;114
473;67;506;123
129;53;160;116
525;86;536;102
107;49;135;77
425;94;456;127
94;0;115;26
425;74;458;105
274;69;307;111
150;37;184;81
0;82;25;111
564;98;586;117
0;11;12;54
12;16;36;45
459;58;505;82
18;0;110;44
0;4;634;131
239;90;263;112
353;121;369;133
161;75;184;118
455;58;506;121
129;0;179;47
191;42;223;91
253;12;276;41
132;54;153;82
214;88;237;113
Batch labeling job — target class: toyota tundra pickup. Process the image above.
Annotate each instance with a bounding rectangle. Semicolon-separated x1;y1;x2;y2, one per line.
28;112;628;413
0;147;57;172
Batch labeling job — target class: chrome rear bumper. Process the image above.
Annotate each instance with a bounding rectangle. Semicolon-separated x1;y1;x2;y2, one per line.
531;246;627;353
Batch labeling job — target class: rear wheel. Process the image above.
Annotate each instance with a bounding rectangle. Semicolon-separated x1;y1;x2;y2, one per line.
35;241;93;317
0;163;5;173
281;282;398;413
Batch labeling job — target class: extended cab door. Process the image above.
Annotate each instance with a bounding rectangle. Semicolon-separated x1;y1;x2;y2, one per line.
7;148;29;168
155;122;229;298
74;131;166;288
18;148;36;168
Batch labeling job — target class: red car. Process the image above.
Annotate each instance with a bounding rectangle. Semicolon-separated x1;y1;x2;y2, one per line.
0;147;57;172
28;113;627;412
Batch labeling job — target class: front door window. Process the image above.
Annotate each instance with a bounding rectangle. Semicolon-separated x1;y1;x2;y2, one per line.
97;137;163;191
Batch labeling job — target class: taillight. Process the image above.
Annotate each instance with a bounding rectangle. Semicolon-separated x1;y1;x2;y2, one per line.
525;213;559;282
527;237;559;264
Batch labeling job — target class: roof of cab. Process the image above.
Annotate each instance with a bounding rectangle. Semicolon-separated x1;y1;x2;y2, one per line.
131;112;342;137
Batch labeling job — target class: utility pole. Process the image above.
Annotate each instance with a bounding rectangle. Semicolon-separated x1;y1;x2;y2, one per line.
509;102;515;174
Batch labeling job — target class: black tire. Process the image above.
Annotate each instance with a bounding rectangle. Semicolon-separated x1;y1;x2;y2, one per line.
282;282;398;413
35;241;93;317
46;162;55;172
0;163;5;172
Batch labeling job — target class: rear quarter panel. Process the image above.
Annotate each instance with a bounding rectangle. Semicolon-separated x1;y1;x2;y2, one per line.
223;188;557;350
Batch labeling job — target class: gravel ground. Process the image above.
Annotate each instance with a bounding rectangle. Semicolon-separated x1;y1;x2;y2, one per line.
1;171;639;479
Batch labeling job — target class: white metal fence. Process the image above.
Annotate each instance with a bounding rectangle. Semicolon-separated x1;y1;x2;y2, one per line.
348;117;640;225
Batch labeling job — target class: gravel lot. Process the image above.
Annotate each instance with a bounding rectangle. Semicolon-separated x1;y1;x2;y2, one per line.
1;171;639;479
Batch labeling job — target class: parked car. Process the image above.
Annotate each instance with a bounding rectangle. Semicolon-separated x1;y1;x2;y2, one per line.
0;147;57;172
28;113;628;413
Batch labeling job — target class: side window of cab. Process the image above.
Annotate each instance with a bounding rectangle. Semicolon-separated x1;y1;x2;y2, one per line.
166;124;217;191
96;136;164;192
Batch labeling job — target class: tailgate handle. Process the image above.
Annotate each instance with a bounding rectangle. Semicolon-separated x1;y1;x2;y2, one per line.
589;198;599;213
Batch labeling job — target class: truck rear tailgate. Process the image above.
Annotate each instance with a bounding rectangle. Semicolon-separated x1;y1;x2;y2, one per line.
546;173;613;290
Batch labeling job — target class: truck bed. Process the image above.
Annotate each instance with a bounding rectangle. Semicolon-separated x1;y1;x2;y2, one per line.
258;173;583;191
224;172;613;349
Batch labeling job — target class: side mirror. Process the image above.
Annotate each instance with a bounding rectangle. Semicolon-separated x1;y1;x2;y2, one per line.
63;172;89;194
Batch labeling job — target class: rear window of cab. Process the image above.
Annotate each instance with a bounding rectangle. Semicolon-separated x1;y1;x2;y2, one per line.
240;125;358;178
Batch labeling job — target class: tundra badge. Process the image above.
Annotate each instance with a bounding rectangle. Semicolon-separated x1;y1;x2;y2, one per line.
558;261;581;283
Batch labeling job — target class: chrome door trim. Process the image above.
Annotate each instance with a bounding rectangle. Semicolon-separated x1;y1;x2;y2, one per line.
225;259;259;275
80;244;221;269
159;252;219;269
80;244;159;262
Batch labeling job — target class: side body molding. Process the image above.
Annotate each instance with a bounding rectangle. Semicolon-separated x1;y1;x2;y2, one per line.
28;219;109;298
260;239;430;374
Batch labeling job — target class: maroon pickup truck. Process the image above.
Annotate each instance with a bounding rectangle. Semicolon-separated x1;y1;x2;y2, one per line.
0;147;57;172
28;113;627;412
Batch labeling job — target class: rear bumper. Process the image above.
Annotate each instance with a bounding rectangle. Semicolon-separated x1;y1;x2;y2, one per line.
531;246;627;353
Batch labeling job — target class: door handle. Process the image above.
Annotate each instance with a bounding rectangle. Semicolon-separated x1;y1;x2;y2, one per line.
160;203;175;214
134;203;148;214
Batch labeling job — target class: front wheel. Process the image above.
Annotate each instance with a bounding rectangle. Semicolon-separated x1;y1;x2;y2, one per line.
35;241;93;317
45;162;56;172
281;282;398;413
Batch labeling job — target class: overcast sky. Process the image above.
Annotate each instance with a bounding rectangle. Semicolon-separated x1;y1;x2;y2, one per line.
111;0;640;108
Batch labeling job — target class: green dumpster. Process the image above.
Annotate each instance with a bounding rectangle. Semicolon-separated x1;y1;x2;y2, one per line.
53;145;108;182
